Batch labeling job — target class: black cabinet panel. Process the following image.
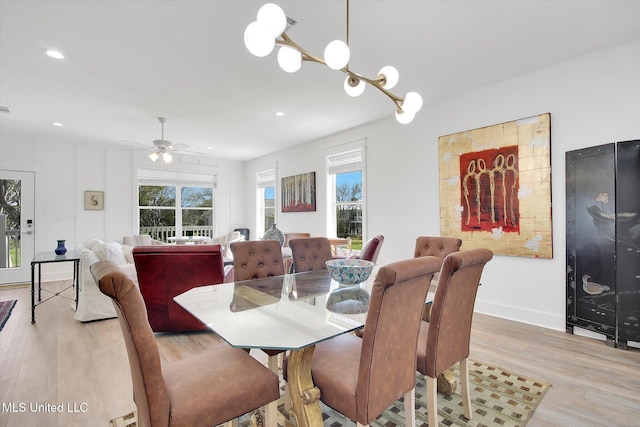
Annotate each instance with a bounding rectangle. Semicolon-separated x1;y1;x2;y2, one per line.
566;140;640;348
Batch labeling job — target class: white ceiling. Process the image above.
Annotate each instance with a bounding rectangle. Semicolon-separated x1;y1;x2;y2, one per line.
2;0;640;161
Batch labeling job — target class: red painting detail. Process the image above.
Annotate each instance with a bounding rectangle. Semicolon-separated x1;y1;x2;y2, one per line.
460;146;520;233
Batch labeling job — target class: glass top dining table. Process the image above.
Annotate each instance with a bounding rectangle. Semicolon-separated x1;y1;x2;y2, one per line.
174;268;377;427
174;269;373;351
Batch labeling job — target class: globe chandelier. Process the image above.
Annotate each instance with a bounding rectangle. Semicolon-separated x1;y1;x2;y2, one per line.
244;1;423;124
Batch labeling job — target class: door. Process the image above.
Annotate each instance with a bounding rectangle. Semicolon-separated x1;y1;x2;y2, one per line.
0;170;35;285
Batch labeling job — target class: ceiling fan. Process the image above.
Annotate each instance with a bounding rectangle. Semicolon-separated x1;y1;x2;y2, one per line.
147;117;190;164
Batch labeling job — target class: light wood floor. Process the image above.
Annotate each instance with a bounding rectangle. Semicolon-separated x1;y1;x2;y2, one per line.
1;281;639;427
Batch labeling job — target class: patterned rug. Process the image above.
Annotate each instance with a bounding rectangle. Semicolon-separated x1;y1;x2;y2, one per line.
247;359;549;427
0;300;17;331
369;359;550;426
112;359;550;427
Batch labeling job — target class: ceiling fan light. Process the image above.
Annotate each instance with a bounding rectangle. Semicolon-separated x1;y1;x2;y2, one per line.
324;40;350;70
344;75;365;97
378;66;399;89
395;109;415;124
277;46;302;73
162;152;173;164
244;21;275;57
402;91;423;114
148;152;160;162
257;3;287;38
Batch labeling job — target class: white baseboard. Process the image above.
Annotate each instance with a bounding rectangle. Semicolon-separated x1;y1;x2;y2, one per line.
476;299;640;350
475;298;565;332
42;271;74;282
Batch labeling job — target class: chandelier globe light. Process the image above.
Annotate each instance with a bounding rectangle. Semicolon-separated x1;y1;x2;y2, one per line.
378;65;399;89
243;21;275;57
257;2;287;37
344;75;365;97
324;40;350;70
395;110;415;125
244;1;423;124
277;46;302;73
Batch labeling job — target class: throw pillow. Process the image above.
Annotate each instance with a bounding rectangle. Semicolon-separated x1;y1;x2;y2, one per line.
123;235;153;246
122;245;135;264
94;242;127;265
85;238;104;253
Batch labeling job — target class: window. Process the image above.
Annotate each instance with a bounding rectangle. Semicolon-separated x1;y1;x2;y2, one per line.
256;169;276;236
336;170;363;237
138;169;215;242
326;147;365;247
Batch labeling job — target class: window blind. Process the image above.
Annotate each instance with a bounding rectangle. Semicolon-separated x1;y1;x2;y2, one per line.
327;149;363;174
137;169;216;187
257;169;276;188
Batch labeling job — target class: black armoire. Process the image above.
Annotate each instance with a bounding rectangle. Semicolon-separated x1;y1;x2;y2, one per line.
566;139;640;349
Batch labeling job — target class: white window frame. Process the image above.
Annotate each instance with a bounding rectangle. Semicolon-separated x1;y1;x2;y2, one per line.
137;169;216;239
256;168;276;238
325;139;366;240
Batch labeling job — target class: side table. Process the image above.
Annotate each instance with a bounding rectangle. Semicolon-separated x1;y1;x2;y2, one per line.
31;251;80;323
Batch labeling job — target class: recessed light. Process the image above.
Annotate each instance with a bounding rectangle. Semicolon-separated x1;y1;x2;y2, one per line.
51;122;64;127
207;146;214;150
275;111;285;117
44;49;65;60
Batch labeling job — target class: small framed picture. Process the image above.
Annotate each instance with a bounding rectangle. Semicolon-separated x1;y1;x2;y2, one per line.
84;191;104;210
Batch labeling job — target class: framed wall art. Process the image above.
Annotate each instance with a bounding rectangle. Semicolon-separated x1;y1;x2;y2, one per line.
438;113;552;258
84;191;104;210
281;172;316;212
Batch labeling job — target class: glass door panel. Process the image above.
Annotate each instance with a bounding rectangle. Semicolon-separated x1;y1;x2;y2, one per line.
0;170;35;285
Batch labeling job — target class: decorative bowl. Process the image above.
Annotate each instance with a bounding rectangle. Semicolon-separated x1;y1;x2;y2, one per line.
325;259;375;285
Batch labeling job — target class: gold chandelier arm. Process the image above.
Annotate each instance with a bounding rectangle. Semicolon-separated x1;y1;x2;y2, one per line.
277;33;326;65
349;72;404;110
277;33;405;112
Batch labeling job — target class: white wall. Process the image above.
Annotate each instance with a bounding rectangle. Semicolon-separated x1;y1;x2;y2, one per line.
0;131;246;281
2;40;638;330
244;40;640;332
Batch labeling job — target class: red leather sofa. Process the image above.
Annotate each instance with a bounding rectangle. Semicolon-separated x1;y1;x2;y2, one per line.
132;244;225;332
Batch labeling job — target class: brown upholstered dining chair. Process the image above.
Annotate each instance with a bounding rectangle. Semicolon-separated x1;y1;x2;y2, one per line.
289;237;333;273
416;248;493;426
307;256;443;427
413;236;462;260
230;240;285;281
414;236;463;319
91;260;280;427
230;239;286;373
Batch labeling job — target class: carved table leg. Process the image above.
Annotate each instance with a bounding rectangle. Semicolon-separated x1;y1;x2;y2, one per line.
287;346;323;427
437;370;457;396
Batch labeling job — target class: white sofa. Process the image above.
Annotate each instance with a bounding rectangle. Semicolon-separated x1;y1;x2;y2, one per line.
75;234;238;321
75;239;139;322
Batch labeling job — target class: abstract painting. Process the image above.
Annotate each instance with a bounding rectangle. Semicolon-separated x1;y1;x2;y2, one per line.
438;113;552;258
282;171;316;212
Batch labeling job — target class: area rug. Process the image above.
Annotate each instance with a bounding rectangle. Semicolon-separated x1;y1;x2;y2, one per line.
262;358;547;427
0;300;17;331
113;359;550;427
371;359;550;426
